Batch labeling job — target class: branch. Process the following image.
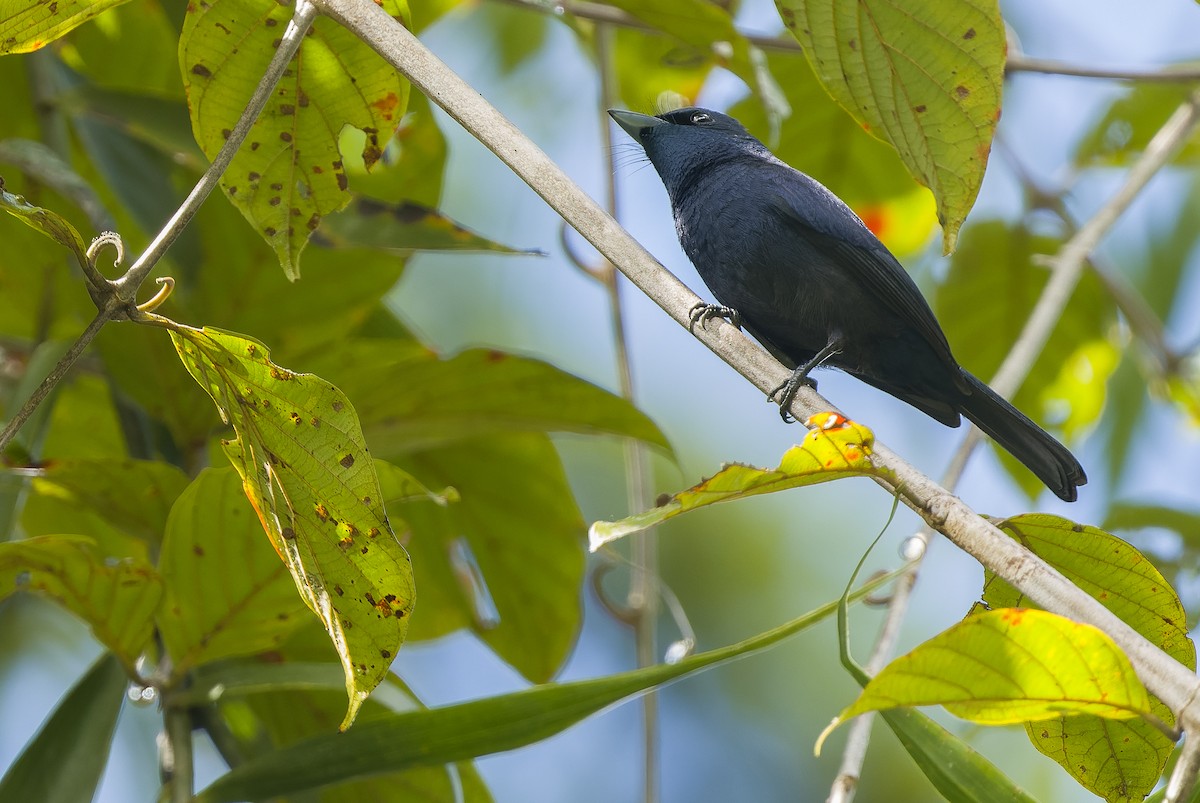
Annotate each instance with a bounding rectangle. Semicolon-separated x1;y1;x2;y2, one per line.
311;0;1200;752
493;0;1200;84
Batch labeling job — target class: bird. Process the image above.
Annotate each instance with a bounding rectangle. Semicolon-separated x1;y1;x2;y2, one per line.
609;106;1086;502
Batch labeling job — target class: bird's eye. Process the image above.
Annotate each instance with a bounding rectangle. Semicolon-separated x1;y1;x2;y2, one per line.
690;111;712;125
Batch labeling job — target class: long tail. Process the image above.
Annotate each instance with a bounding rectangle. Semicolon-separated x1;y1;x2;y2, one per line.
957;372;1087;502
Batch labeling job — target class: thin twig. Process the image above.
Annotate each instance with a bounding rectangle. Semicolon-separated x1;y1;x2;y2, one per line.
593;21;661;802
160;701;195;802
313;0;1200;754
0;307;113;453
1006;53;1200;83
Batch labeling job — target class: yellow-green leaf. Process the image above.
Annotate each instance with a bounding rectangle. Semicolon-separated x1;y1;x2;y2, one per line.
30;458;189;545
318;198;536;255
0;0;129;54
179;0;411;279
158;468;309;678
0;535;162;672
819;608;1152;753
589;413;881;550
0;185;88;270
168;325;414;730
985;514;1195;801
776;0;1005;252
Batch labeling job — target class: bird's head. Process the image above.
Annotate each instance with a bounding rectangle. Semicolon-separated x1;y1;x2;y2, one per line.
608;107;771;193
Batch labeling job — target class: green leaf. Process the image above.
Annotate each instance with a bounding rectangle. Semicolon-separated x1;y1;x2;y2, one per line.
1105;502;1200;549
158;468;309;678
1075;81;1200;166
95;324;221;456
613;25;711;109
0;138;114;230
179;0;410;279
344;92;446;207
935;222;1115;495
729;50;919;205
310;343;670;455
169;325;414;729
396;434;584;683
0;0;130;54
820;608;1151;753
602;0;764;99
776;0;1005;252
318;198;537;255
0;652;126;803
196;573;896;802
986;514;1195;801
0;535;162;672
29;458;189;545
590;413;883;549
877;707;1038;803
0;185;88;270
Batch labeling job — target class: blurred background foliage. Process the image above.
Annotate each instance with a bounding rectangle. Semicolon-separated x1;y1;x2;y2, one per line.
3;0;1200;801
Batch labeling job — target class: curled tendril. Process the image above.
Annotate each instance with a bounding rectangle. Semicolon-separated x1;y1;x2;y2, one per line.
136;277;175;313
558;221;607;282
86;231;124;272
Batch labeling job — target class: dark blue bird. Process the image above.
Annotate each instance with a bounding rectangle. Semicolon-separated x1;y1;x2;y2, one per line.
610;106;1086;502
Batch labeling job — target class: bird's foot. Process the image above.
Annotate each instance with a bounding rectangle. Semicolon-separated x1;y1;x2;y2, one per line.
770;369;818;424
688;302;742;333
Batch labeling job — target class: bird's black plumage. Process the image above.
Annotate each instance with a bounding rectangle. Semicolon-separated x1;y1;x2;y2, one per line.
610;106;1087;502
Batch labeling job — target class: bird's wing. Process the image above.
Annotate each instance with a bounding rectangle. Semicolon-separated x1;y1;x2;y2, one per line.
767;182;963;379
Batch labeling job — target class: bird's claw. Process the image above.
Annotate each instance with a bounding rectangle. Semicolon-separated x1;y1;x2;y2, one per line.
688;302;742;333
770;371;818;424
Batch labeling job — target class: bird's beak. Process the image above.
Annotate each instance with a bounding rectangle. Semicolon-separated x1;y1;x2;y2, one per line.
608;109;666;141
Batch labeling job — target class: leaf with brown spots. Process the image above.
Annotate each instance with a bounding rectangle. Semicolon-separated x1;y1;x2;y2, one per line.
179;0;411;279
0;535;162;674
157;468;309;678
590;413;885;550
318;197;538;255
776;0;1006;253
983;514;1195;801
0;0;130;55
169;325;415;729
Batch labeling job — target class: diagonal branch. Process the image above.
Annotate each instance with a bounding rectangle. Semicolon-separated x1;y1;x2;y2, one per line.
312;0;1200;767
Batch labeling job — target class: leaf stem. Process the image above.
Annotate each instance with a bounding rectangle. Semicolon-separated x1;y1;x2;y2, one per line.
160;701;195;803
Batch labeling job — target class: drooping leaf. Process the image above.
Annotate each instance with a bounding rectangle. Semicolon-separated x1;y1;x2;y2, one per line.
776;0;1006;252
179;0;411;278
396;434;585;683
0;535;162;672
819;608;1152;753
168;324;414;729
157;468;309;677
29;458;189;545
0;0;130;54
0;652;126;803
317;198;536;255
590;412;883;549
985;514;1195;801
195;572;898;802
